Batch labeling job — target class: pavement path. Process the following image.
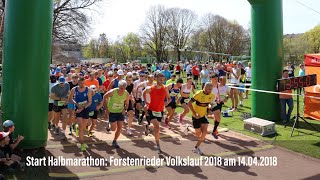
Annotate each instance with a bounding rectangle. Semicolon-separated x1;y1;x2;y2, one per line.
46;116;320;180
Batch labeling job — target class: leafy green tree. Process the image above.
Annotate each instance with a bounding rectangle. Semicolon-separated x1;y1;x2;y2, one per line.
304;25;320;53
284;34;312;64
123;33;142;60
82;39;98;58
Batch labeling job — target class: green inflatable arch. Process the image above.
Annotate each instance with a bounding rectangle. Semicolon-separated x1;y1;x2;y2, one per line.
1;0;283;148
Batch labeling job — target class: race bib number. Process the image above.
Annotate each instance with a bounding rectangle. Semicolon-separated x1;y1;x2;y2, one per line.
184;98;190;103
89;111;94;116
152;111;162;118
58;101;65;106
78;101;87;107
112;103;123;110
170;92;177;97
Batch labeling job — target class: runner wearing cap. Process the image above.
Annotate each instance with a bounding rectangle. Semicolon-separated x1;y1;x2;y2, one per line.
68;77;93;152
50;76;70;140
108;69;124;91
184;82;215;155
179;77;195;124
54;67;64;79
87;85;103;137
104;69;124;130
103;80;130;148
103;71;114;93
143;73;171;153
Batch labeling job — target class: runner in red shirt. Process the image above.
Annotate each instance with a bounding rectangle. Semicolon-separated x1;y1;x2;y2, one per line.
175;64;181;78
192;63;200;89
143;73;171;154
103;71;114;93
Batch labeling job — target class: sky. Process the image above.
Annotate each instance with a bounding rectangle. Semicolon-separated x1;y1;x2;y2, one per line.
90;0;320;41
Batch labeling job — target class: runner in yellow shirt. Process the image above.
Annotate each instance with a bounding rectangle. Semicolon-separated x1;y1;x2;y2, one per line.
184;82;214;155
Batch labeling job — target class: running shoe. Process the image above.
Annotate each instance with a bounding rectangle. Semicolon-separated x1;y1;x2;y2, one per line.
138;116;143;125
156;145;162;154
69;126;73;135
54;127;60;135
80;144;87;152
112;141;120;148
72;124;76;132
50;125;55;131
106;122;111;132
192;147;204;156
75;124;79;137
85;126;89;132
88;131;94;137
145;125;149;136
165;120;171;129
184;124;190;136
211;130;219;139
127;128;133;136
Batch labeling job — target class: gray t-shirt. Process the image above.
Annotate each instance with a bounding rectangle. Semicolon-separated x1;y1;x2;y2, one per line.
51;83;70;106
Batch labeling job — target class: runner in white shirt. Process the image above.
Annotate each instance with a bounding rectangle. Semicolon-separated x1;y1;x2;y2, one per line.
208;75;229;139
244;62;252;99
229;61;240;111
133;74;146;121
136;75;155;125
179;77;195;124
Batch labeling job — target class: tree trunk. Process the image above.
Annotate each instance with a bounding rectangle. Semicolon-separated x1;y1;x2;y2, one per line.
176;48;181;62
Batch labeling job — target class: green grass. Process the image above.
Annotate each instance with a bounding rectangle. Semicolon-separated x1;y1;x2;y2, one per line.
174;72;320;159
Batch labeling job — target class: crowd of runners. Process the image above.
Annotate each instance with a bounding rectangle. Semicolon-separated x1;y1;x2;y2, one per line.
47;60;255;154
0;58;304;172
